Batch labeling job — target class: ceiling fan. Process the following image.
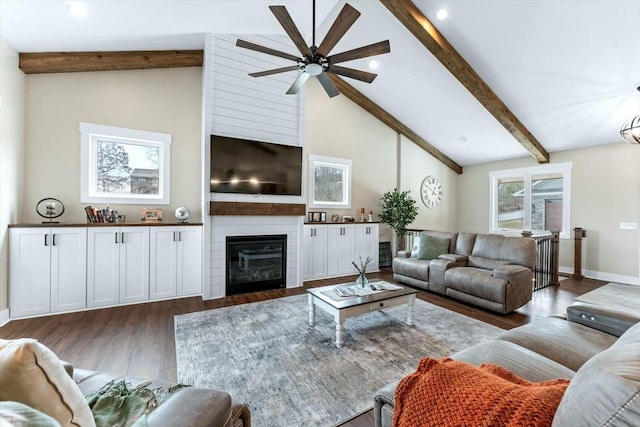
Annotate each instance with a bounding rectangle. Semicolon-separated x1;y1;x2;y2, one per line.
235;0;390;98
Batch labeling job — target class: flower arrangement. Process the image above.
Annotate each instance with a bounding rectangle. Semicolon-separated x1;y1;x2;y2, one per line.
352;255;373;275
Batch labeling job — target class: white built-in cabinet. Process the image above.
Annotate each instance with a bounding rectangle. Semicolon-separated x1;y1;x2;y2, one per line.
149;227;203;300
303;225;328;280
87;227;150;307
9;224;203;319
9;227;87;317
355;224;379;271
303;223;379;282
327;225;356;277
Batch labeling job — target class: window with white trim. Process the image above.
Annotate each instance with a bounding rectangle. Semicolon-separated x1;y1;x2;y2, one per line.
489;162;572;238
80;122;171;205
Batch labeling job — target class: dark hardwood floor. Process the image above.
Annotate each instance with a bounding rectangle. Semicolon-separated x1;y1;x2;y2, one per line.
0;270;606;426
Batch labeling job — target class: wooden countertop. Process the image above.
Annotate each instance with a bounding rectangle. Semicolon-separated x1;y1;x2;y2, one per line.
9;222;203;228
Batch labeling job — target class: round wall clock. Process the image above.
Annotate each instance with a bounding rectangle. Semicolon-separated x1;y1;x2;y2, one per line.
420;175;442;208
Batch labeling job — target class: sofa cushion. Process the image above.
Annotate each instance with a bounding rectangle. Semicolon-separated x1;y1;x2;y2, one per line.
471;234;536;270
0;339;96;427
445;267;508;303
416;234;450;260
467;255;512;270
393;357;569;427
454;233;476;256
498;317;618;371
452;340;575;383
552;321;640;426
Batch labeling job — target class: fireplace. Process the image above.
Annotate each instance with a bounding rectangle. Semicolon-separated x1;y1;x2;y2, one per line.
226;234;287;295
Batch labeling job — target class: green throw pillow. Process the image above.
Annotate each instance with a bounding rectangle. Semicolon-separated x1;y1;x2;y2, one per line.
417;235;450;260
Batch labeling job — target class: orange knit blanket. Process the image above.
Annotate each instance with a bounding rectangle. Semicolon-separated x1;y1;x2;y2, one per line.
393;358;570;427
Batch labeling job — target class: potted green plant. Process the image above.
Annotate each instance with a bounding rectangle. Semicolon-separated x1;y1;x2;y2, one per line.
379;188;419;251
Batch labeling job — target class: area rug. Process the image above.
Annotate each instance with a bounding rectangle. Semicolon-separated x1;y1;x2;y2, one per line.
574;282;640;311
174;295;502;427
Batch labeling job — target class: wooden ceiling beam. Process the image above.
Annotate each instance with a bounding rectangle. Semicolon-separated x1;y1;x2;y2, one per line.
19;50;203;74
380;0;549;163
328;74;463;174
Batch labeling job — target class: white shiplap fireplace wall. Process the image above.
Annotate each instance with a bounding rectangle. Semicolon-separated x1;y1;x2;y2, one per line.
203;33;305;299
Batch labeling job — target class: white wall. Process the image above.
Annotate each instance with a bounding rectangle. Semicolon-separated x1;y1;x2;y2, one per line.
23;67;203;224
459;143;640;284
400;135;459;232
304;78;397;243
304;79;460;248
0;38;25;320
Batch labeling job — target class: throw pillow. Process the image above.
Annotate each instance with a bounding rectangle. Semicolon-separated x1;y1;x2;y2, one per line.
410;235;421;258
0;339;96;427
416;234;450;260
393;357;570;427
0;401;61;426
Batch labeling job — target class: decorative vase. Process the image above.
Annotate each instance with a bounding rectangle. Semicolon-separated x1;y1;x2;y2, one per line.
356;273;369;288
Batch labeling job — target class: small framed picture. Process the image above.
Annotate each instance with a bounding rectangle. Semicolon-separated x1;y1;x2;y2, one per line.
141;208;163;222
308;211;326;222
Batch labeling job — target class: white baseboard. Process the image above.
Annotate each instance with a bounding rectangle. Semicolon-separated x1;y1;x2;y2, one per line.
0;309;10;327
558;267;639;286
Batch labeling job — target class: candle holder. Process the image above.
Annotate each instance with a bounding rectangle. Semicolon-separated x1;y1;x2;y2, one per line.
36;198;65;223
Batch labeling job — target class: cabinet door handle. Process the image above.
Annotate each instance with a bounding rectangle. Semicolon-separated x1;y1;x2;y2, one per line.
173;231;177;241
115;232;119;244
121;232;125;244
44;234;49;246
52;234;57;246
178;231;182;242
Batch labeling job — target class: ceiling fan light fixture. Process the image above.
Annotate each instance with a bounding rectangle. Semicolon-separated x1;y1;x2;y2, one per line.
306;63;324;76
620;115;640;144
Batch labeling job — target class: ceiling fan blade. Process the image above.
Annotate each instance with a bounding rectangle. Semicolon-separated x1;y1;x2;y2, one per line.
327;65;377;83
316;72;340;98
249;65;301;78
286;72;311;95
269;6;313;57
316;3;361;57
329;40;390;64
236;39;300;62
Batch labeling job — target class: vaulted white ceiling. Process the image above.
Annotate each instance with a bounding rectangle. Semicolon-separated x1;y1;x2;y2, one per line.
2;0;639;167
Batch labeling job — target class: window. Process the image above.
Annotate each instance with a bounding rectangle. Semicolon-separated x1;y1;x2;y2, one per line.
308;155;352;209
80;122;171;204
489;162;572;238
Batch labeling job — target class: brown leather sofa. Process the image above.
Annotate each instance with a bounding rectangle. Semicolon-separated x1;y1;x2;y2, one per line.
69;364;251;427
374;302;640;427
392;231;536;313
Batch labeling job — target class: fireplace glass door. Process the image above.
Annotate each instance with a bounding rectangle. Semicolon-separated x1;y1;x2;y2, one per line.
226;235;286;295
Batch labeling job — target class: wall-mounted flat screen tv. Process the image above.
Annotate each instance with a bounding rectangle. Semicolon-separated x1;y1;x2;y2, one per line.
210;135;303;196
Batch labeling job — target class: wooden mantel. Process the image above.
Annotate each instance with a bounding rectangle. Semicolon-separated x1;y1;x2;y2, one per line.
209;202;306;216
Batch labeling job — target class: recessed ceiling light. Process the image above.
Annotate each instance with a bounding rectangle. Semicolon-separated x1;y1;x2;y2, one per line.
436;9;448;20
66;2;87;18
369;60;379;70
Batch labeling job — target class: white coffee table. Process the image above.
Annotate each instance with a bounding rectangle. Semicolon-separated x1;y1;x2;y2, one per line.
307;281;417;348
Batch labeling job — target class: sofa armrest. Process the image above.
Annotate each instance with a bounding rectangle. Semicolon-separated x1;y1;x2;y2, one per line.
374;380;399;427
567;302;640;337
438;253;467;263
493;265;533;313
492;264;532;283
144;387;245;427
396;250;411;258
